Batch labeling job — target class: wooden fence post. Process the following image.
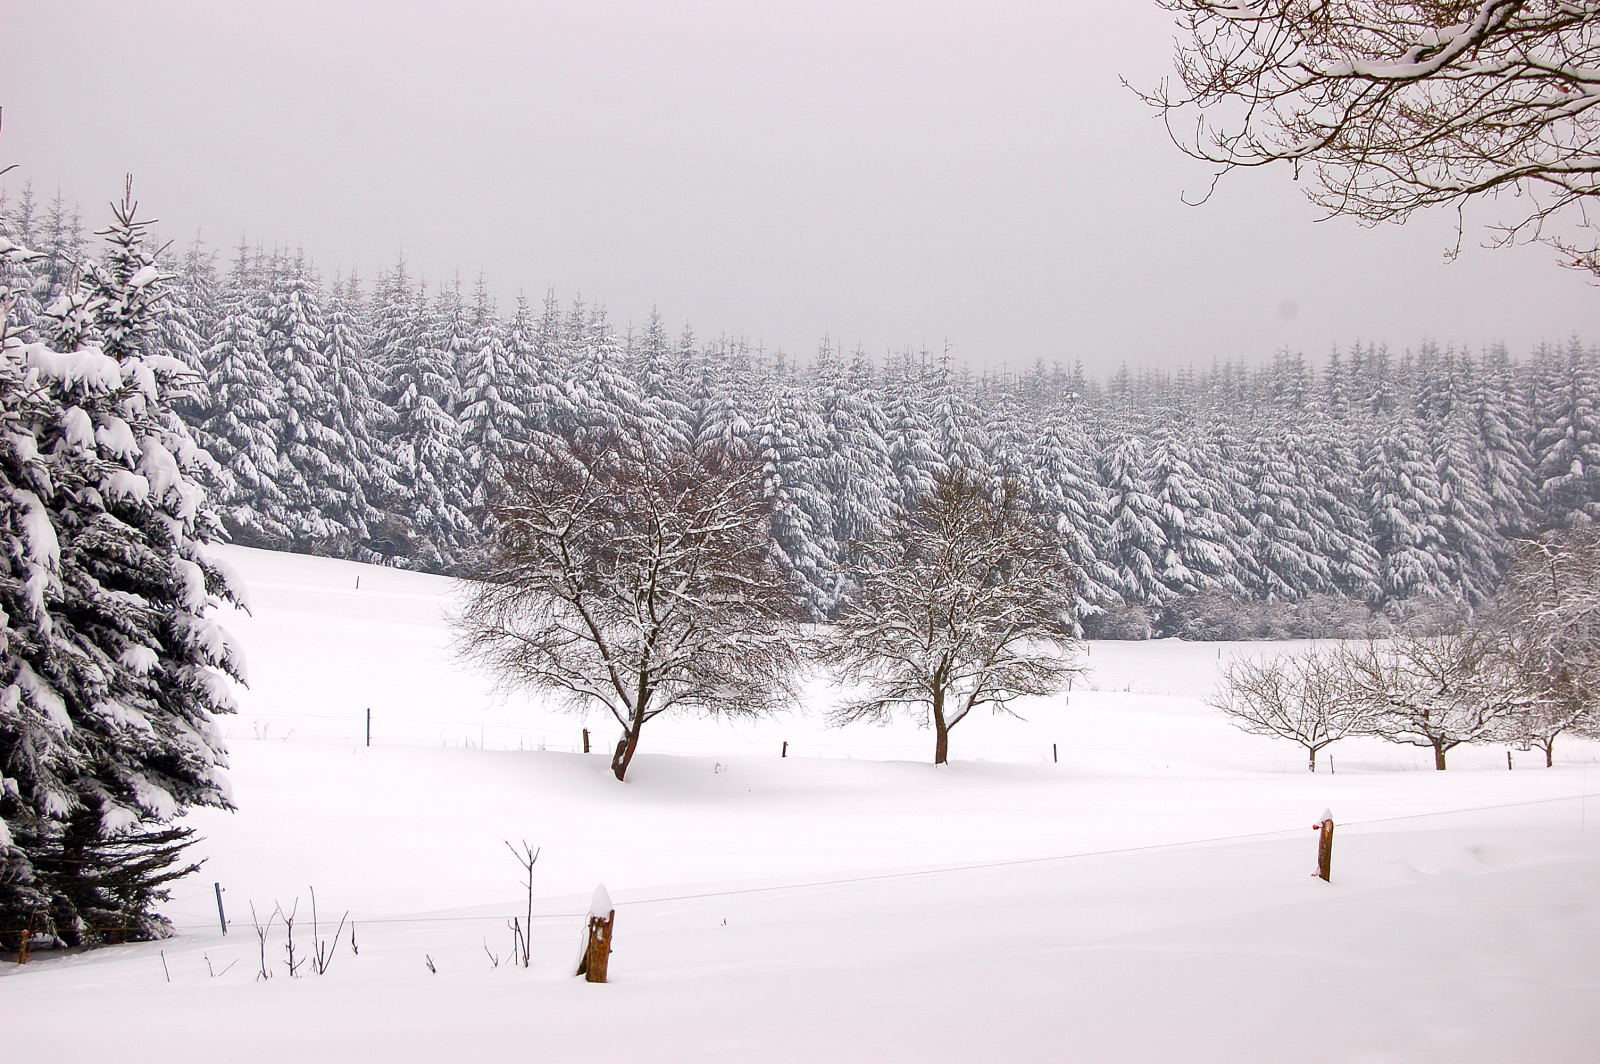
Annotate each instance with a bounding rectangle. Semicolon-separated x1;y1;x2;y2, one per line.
214;881;228;935
1312;811;1334;882
781;741;788;758
365;707;371;748
576;884;615;984
582;728;591;754
1052;743;1058;764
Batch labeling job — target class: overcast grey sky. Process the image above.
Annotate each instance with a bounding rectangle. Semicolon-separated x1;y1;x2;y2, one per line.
1;0;1594;375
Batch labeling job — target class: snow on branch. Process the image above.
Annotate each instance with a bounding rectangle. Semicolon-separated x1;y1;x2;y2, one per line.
1143;1;1600;273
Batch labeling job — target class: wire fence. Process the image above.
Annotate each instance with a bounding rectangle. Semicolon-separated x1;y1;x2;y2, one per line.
4;791;1591;941
216;708;1600;775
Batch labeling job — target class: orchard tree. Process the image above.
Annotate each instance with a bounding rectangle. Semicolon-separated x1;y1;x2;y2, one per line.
1210;649;1365;771
457;434;803;782
1339;631;1525;769
822;471;1081;765
1486;526;1600;764
1145;2;1600;273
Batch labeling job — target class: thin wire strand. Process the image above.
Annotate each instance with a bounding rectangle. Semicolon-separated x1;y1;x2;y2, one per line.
6;792;1590;938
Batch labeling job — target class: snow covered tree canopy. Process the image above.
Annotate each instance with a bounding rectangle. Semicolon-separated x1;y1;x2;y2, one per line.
1482;525;1600;761
456;433;804;781
823;471;1083;765
1340;630;1528;770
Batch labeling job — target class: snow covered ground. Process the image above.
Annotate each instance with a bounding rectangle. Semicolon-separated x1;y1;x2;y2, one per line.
7;546;1599;1062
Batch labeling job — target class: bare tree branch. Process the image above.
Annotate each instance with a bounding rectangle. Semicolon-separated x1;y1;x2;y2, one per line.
1141;1;1600;275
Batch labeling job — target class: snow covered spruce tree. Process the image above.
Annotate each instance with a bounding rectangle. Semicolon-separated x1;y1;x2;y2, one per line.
822;470;1081;765
457;432;802;781
2;181;245;945
198;243;284;546
0;221;62;934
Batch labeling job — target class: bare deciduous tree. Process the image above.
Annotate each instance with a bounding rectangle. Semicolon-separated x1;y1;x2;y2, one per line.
458;435;803;781
1340;631;1528;769
822;472;1082;766
1142;2;1600;275
1210;648;1365;771
1484;527;1600;764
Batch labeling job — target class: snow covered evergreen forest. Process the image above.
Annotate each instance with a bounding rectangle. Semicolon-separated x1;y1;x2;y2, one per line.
3;189;1596;637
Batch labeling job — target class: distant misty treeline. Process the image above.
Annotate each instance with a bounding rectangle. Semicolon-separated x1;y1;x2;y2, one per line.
2;188;1596;637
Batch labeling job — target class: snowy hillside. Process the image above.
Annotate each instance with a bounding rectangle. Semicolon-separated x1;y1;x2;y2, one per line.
6;546;1599;1063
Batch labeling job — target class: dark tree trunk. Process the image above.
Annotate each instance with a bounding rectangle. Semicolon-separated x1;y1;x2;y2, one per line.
611;723;644;781
1307;746;1317;772
931;687;949;765
45;811;98;948
1544;738;1555;768
1433;743;1448;771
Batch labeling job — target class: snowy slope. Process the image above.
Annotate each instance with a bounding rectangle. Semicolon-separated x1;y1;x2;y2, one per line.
5;546;1598;1063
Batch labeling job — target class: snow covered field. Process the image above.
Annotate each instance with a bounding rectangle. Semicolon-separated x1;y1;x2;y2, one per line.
7;546;1599;1062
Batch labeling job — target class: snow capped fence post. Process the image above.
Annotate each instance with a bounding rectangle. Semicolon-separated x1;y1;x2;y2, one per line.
576;885;615;983
1312;811;1335;883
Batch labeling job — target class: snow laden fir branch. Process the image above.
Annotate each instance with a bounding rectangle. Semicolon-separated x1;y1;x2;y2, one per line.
0;181;244;949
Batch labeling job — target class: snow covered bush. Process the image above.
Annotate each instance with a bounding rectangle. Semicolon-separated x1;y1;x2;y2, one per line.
457;432;803;781
1386;595;1472;637
1083;604;1155;641
1163;591;1385;641
1287;593;1388;640
1162;591;1291;641
822;471;1081;765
